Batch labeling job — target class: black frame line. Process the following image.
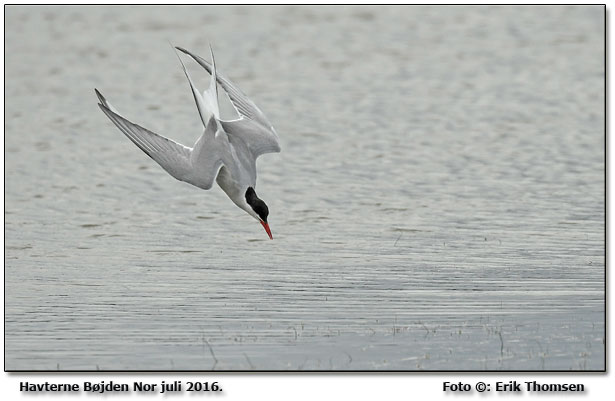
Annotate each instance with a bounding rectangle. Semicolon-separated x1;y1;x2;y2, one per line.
3;2;607;374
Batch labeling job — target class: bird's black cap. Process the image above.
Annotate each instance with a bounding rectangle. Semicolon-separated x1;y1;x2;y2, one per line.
245;187;269;222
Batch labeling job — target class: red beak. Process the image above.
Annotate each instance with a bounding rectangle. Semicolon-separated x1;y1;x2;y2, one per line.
260;220;273;240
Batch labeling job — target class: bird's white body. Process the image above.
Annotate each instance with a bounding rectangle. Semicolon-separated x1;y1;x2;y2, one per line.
96;46;280;236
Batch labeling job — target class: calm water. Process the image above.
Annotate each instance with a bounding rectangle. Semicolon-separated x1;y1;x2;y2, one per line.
4;6;605;370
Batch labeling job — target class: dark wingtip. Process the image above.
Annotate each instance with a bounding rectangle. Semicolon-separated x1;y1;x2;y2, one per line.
94;88;105;103
175;46;189;55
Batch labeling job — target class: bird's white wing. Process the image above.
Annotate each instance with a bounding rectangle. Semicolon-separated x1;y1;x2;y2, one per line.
96;89;193;182
175;46;281;158
220;118;280;158
175;46;265;124
96;90;231;189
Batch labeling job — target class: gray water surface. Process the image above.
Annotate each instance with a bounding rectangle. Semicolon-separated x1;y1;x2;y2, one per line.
4;5;605;370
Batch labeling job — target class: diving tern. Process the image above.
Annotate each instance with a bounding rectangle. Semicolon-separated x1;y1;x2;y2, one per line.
95;46;280;239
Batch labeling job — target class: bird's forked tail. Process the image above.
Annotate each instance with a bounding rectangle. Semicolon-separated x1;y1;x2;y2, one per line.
173;44;220;128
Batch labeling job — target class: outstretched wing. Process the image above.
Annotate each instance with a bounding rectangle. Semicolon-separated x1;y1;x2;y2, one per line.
96;89;227;191
175;46;281;159
96;89;193;183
